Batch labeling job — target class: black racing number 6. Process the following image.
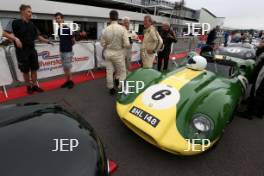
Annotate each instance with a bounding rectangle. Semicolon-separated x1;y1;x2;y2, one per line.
152;90;172;101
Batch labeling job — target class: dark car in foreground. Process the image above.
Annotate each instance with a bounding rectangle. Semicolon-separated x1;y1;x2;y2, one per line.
0;103;117;176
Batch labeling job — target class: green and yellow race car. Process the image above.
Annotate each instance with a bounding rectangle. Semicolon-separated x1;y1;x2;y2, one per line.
116;53;255;155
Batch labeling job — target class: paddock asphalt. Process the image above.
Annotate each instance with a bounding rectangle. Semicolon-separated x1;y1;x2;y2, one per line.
4;77;264;176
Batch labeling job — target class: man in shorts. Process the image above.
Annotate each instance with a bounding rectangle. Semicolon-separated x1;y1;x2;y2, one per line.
3;4;51;94
54;12;75;89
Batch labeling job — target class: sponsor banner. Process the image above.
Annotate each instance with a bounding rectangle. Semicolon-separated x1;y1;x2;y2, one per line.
95;42;106;68
10;42;95;82
0;47;13;86
95;42;141;68
131;42;141;62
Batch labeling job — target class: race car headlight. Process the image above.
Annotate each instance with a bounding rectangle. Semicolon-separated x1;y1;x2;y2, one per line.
189;114;214;141
245;52;253;58
193;115;213;132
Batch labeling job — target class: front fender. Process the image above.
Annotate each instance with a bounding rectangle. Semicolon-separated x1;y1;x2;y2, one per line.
177;81;242;142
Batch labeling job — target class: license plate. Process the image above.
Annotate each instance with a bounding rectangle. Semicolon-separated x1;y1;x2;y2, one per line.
129;106;160;128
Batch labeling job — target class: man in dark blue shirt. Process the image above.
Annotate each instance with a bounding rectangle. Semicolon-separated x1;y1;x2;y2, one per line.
54;12;75;89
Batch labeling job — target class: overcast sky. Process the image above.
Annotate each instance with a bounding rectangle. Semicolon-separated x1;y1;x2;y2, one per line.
168;0;264;29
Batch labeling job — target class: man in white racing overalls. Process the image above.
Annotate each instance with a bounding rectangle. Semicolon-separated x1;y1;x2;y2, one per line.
101;10;130;95
141;15;163;68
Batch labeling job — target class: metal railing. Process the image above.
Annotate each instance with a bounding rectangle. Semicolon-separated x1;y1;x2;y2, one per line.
171;36;225;54
144;0;175;7
111;0;175;8
171;37;200;53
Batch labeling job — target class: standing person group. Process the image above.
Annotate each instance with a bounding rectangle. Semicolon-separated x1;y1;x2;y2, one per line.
2;6;178;96
2;4;77;94
101;12;179;94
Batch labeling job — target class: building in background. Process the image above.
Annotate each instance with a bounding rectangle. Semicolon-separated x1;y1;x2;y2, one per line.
0;0;225;40
199;8;225;29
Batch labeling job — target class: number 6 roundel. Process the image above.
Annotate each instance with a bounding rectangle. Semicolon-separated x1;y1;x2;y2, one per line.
142;84;181;110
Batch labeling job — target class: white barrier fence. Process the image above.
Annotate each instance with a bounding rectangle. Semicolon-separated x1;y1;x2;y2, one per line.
9;42;95;82
130;42;141;62
95;42;106;68
1;38;202;99
0;47;13;97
